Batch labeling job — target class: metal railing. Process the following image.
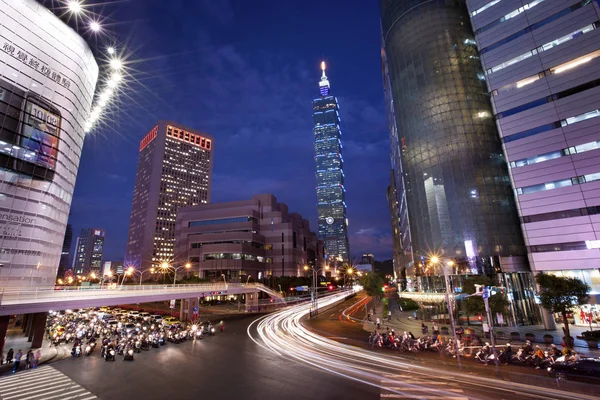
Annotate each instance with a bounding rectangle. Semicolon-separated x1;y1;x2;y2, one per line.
0;282;269;303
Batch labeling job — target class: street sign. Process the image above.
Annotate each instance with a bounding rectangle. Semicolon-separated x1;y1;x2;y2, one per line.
169;299;176;309
295;285;309;291
193;306;198;312
482;286;489;299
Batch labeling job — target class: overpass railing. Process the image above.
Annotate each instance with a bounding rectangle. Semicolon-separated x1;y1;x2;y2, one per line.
0;282;266;303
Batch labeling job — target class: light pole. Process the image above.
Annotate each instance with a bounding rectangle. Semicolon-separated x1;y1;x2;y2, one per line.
221;273;228;289
431;256;461;369
304;265;329;315
173;263;192;285
139;267;155;285
120;267;134;287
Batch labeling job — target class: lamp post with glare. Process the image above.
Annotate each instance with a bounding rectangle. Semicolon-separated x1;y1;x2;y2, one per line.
138;268;155;285
431;256;462;368
173;263;192;285
119;267;134;287
304;265;329;315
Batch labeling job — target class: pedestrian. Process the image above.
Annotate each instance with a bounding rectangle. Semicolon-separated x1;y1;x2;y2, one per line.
432;322;439;334
12;349;22;373
387;310;392;321
6;348;13;365
33;350;41;368
376;317;381;330
25;350;33;369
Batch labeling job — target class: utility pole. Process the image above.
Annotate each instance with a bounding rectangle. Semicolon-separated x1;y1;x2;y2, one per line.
482;286;499;371
442;263;461;369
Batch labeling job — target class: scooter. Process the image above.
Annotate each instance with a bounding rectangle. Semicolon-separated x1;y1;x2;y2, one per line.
123;348;134;361
105;349;116;362
84;344;93;356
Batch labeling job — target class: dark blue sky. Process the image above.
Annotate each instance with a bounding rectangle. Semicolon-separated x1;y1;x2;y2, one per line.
68;0;392;262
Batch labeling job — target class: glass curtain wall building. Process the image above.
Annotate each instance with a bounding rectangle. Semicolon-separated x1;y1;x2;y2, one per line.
466;0;600;310
380;0;538;323
312;62;350;264
0;0;98;287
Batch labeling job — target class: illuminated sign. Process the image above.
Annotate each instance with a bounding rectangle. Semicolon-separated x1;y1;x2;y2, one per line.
139;125;158;152
166;125;212;151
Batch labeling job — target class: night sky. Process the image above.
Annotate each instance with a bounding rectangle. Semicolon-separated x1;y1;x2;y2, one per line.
67;0;392;262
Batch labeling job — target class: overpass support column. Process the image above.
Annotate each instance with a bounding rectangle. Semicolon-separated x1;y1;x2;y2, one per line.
21;314;29;333
179;298;199;322
245;292;258;312
24;314;33;337
26;314;35;341
0;315;9;356
30;312;48;349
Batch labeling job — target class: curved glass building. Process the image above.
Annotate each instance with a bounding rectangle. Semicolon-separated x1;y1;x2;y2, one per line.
0;0;98;287
380;0;527;278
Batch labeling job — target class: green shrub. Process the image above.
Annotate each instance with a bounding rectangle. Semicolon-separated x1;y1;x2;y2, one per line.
399;298;419;311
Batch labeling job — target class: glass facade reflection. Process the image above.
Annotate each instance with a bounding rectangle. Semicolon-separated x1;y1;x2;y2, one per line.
380;0;527;275
312;64;349;262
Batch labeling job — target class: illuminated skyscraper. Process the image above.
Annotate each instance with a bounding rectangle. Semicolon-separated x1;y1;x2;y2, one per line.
126;121;213;271
72;228;105;276
312;62;350;263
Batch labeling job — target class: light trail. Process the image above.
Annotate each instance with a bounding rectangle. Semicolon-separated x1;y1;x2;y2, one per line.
247;292;599;400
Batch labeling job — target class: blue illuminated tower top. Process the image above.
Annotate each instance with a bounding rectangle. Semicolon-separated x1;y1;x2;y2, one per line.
312;62;350;263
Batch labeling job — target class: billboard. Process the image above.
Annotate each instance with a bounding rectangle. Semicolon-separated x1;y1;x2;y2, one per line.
0;0;98;287
0;79;61;181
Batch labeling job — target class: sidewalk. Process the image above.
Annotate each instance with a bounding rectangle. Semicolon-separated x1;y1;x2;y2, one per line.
0;327;64;375
365;294;600;357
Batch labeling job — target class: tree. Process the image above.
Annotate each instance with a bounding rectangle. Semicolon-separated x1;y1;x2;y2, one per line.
359;272;385;297
535;273;590;349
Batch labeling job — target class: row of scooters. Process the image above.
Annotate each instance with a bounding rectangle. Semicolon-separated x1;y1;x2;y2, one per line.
67;323;218;362
368;331;581;368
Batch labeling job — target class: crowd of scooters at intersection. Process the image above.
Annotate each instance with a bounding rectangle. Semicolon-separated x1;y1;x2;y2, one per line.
46;307;222;362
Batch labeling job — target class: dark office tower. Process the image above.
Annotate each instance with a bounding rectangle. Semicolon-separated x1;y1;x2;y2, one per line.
57;224;73;277
312;62;350;264
379;0;528;281
72;228;105;276
126;121;213;271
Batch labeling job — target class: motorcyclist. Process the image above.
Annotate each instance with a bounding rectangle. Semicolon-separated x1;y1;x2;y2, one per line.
498;343;512;364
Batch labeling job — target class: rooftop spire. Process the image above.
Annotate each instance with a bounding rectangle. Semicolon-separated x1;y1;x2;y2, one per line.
319;61;330;96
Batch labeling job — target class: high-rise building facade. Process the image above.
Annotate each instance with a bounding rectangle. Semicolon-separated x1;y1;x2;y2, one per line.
126;121;213;271
466;0;600;306
0;0;98;287
174;194;323;279
382;43;414;287
380;1;531;285
312;62;350;263
72;228;105;276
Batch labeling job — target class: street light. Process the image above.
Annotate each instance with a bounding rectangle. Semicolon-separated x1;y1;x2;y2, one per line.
138;267;155;285
430;256;461;369
173;263;191;285
120;267;134;287
221;273;228;289
304;265;328;315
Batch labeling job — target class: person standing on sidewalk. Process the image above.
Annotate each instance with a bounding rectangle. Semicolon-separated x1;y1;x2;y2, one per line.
387;310;392;321
6;348;13;365
25;350;33;369
12;349;22;373
33;350;41;368
376;317;381;330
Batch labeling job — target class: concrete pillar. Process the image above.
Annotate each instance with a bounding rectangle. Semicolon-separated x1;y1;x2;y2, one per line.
179;298;199;322
0;315;10;356
188;297;199;321
26;314;35;342
30;312;48;349
24;314;33;335
21;314;29;332
540;306;557;330
245;292;258;312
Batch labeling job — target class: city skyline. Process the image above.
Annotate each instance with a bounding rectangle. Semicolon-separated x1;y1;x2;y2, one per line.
66;0;391;263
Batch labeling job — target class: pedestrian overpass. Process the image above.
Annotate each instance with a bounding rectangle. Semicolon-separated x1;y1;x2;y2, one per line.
0;282;284;316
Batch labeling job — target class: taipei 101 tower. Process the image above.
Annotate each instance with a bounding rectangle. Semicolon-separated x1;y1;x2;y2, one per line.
312;62;350;264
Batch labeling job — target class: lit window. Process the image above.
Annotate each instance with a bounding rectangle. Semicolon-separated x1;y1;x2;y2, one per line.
562;109;600;126
471;0;502;16
551;49;600;74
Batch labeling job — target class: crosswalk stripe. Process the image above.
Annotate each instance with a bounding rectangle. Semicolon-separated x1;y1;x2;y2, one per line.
0;368;60;384
380;380;457;386
0;366;97;400
381;395;469;399
383;388;464;393
0;375;71;390
19;388;87;400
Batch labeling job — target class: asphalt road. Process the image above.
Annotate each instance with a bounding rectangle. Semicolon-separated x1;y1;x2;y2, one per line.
42;316;379;400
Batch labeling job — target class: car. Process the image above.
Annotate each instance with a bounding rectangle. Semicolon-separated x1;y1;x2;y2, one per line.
548;358;600;383
139;312;151;321
162;317;180;326
151;315;163;323
107;319;119;328
124;323;137;333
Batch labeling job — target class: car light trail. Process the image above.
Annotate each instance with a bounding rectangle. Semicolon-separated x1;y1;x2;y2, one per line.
248;293;599;400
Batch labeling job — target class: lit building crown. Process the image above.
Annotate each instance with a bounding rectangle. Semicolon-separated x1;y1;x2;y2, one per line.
319;61;330;96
